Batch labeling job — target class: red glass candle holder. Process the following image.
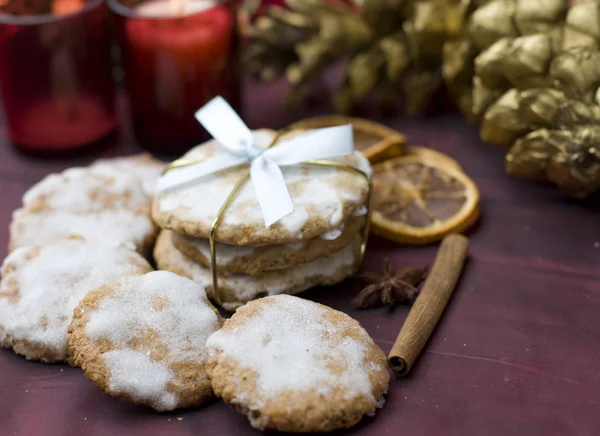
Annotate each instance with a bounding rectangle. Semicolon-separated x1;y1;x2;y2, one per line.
0;0;116;153
108;0;241;156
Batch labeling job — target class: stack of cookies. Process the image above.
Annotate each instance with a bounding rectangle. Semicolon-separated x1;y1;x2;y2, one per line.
153;129;372;312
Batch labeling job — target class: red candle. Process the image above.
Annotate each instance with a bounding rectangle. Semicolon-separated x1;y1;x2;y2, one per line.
109;0;240;156
0;0;116;153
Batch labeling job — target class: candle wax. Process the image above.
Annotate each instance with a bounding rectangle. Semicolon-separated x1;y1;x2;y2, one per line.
127;1;232;69
52;0;85;15
135;0;215;17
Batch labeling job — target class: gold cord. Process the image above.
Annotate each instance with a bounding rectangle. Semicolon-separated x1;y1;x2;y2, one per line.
162;127;372;305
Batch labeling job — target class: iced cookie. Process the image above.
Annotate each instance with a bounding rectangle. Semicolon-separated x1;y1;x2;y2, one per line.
0;236;152;363
69;271;221;412
22;166;151;215
205;295;390;432
170;216;365;276
154;231;359;312
92;153;166;195
9;208;158;258
152;129;371;245
9;166;158;257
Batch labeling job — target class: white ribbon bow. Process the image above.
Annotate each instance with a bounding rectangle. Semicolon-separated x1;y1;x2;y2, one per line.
156;96;355;227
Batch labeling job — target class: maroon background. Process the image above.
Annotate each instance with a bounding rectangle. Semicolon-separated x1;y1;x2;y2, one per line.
0;78;599;436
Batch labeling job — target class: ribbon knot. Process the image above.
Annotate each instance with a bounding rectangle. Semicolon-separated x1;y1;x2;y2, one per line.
241;141;265;160
156;96;355;228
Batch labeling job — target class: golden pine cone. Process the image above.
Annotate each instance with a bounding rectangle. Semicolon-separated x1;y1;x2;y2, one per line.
443;0;600;197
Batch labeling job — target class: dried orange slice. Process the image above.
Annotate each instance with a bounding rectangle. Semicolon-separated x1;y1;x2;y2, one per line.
291;115;406;164
371;155;480;245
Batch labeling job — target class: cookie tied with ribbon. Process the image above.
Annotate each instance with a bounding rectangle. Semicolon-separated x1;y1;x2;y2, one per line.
152;97;372;308
156;97;359;228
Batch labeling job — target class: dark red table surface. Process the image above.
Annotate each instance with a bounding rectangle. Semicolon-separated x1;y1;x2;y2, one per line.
0;79;599;436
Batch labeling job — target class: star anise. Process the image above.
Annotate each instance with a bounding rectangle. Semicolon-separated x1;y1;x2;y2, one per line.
352;261;428;309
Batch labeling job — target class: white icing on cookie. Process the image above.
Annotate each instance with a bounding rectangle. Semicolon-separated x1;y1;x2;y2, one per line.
82;271;220;411
320;223;345;241
279;207;310;235
11;164;158;257
92;154;165;196
186;239;256;264
154;133;372;242
177;223;346;267
352;205;368;216
23;166;150;214
10;208;155;254
179;237;314;266
102;349;176;407
156;231;357;311
0;238;151;362
206;295;377;404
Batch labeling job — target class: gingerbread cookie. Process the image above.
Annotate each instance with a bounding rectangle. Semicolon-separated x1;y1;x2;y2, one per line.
9;166;158;257
9;208;157;258
0;236;152;363
152;129;371;245
154;231;359;312
205;295;390;432
170;216;365;276
69;271;221;412
22;166;150;215
92;153;166;195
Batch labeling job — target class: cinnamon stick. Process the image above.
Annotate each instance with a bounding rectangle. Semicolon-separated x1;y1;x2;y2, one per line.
388;234;469;377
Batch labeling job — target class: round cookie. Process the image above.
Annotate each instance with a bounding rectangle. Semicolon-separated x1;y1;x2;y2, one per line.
22;166;151;215
170;216;365;276
9;208;158;258
0;236;152;363
154;231;359;312
69;271;222;412
205;295;390;432
9;165;158;257
92;153;166;196
152;129;371;245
